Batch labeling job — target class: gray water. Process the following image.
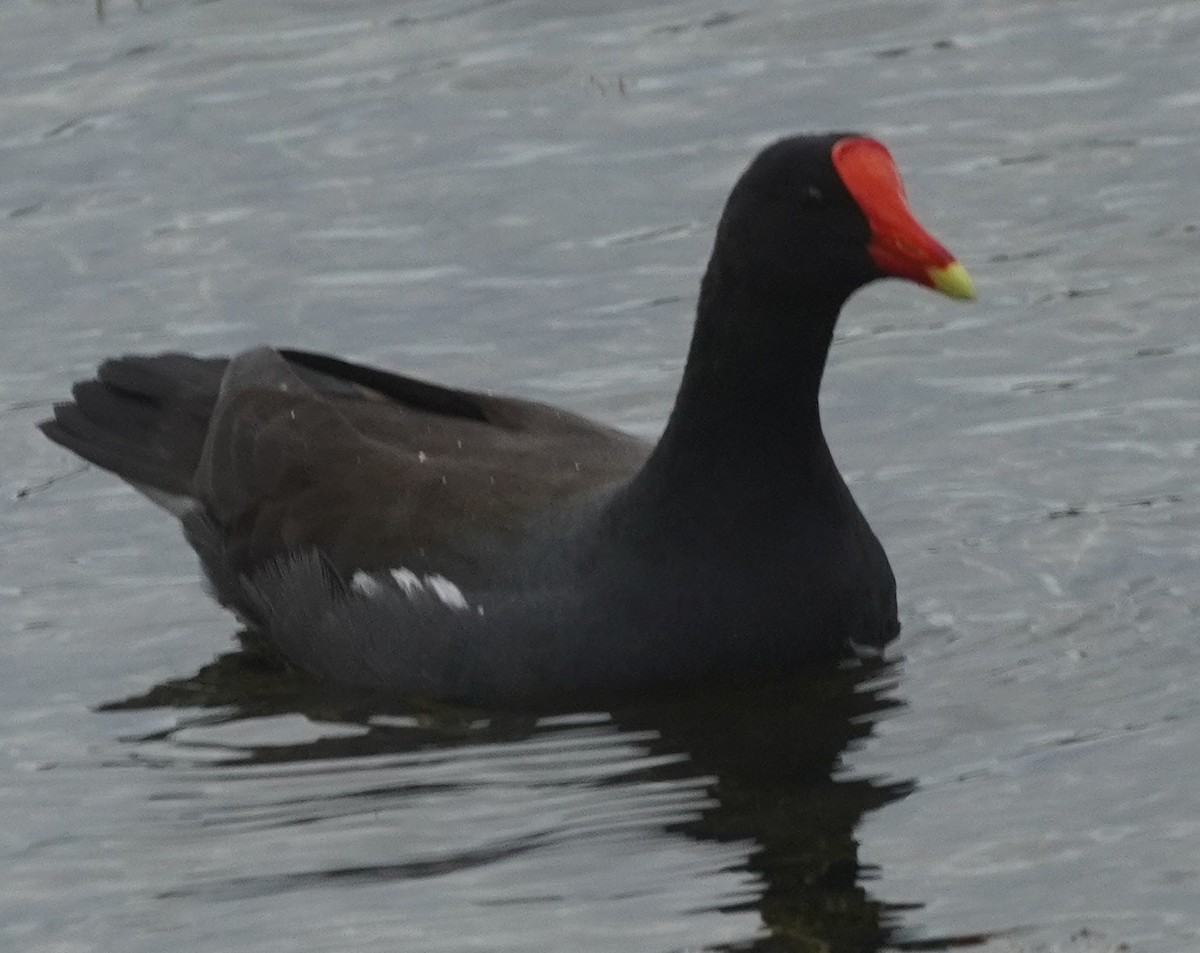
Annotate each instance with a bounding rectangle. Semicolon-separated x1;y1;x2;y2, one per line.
3;0;1199;950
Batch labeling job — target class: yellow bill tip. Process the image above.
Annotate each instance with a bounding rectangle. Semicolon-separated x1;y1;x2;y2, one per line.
929;261;975;300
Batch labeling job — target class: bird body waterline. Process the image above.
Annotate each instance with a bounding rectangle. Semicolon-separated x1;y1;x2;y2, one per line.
40;133;973;704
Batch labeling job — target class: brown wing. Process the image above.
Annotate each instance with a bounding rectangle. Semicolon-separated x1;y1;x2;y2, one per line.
193;348;649;576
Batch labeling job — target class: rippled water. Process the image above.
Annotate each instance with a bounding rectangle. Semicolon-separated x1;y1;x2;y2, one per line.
3;0;1199;951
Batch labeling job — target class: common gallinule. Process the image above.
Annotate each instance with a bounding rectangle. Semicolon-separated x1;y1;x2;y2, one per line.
41;133;974;704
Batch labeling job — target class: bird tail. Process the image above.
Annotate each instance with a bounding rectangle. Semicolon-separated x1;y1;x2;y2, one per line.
39;353;228;512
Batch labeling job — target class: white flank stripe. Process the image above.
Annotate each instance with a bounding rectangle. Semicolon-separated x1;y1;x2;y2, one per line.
424;574;469;610
390;568;424;596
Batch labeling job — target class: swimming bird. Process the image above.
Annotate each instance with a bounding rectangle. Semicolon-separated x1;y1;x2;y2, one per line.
40;133;974;704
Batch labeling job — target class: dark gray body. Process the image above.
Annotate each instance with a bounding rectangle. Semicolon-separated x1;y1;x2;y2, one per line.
41;135;909;705
43;344;895;704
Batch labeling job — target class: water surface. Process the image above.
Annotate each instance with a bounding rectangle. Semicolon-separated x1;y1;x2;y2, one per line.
3;0;1199;950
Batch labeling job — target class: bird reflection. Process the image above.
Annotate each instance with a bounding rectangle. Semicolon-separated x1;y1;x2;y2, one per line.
614;668;914;952
102;635;928;952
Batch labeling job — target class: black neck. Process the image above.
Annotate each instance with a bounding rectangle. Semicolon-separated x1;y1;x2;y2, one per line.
620;254;857;522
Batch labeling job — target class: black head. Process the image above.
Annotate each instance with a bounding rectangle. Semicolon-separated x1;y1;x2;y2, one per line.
711;133;974;306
